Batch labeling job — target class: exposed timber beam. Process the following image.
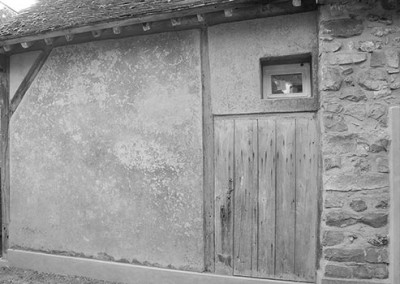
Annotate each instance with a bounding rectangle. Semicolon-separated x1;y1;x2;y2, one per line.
0;55;10;254
171;18;181;26
293;0;302;6
65;34;74;42
224;9;233;17
44;38;54;45
21;42;33;49
142;23;151;31
3;45;12;52
91;30;103;38
201;28;215;273
112;26;121;34
10;48;53;116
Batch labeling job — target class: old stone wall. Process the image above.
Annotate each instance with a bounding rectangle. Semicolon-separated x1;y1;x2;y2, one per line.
319;0;399;282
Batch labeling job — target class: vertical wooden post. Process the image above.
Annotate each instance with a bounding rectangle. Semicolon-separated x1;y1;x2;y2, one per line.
0;55;10;256
390;106;400;284
201;28;215;272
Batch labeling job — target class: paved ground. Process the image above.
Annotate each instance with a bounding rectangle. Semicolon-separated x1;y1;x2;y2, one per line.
0;267;123;284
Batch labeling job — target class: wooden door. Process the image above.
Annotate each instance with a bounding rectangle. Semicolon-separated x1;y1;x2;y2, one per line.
214;113;318;282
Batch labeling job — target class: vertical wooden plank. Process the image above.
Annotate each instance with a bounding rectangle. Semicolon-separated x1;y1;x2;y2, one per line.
275;118;296;279
390;106;400;284
257;118;276;278
201;28;215;272
295;116;317;281
214;119;234;275
0;55;10;255
233;119;258;277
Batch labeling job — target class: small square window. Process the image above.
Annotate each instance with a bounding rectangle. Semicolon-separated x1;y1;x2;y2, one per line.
262;62;311;99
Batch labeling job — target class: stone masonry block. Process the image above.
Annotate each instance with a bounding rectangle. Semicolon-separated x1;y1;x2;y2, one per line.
325;211;358;227
368;234;389;246
352;264;388;279
370;51;386;67
328;52;367;65
322;230;345;246
386;47;399;68
358;69;388;91
322;41;342;53
325;248;365;262
324;173;389;192
349;199;367;212
322;67;343;91
365;247;389;263
324;134;358;154
344;104;366;121
368;103;388;124
325;156;342;171
325;103;344;113
358;40;383;52
325;193;345;209
360;213;388;228
339;89;367;102
325;264;352;279
323;114;348;132
376;157;389;173
322;19;364;38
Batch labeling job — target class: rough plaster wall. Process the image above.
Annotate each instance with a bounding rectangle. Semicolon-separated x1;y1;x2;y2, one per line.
319;1;399;281
10;51;41;100
208;12;317;115
10;30;204;271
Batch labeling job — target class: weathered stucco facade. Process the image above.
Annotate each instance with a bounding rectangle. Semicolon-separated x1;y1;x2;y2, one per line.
2;1;400;283
10;30;204;271
208;12;317;114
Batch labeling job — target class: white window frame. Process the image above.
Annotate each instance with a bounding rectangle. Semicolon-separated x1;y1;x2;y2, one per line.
262;62;311;99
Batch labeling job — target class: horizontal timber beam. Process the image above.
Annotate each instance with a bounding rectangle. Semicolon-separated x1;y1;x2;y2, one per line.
7;249;300;284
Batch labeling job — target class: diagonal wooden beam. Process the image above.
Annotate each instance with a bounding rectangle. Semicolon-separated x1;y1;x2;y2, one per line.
10;48;52;116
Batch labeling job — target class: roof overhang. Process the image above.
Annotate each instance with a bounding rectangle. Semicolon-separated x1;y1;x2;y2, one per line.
0;0;317;55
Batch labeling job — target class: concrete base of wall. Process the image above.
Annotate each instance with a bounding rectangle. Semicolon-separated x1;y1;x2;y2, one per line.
6;249;303;284
320;277;389;284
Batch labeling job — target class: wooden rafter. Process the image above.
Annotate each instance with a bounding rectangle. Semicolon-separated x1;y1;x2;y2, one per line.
10;48;52;116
